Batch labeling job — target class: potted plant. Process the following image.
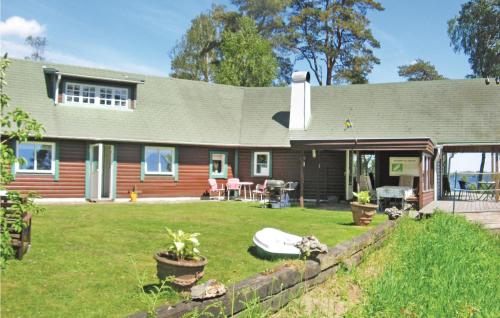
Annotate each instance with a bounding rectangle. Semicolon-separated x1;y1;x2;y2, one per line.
350;191;378;226
154;228;208;290
130;185;138;202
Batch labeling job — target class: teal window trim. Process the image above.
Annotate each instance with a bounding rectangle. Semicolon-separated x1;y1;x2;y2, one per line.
141;145;177;178
140;145;145;182
14;140;56;175
112;144;118;200
54;142;60;181
174;148;179;182
234;149;239;178
209;150;228;179
84;143;91;199
251;150;272;178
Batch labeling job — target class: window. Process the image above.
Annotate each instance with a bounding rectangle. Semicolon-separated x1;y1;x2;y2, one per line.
145;146;174;175
253;151;271;176
210;151;227;178
64;82;128;108
422;154;433;191
16;142;55;173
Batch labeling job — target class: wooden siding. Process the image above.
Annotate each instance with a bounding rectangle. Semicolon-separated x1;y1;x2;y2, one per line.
303;151;345;200
7;140;86;198
419;190;434;209
116;144;236;198
237;149;301;185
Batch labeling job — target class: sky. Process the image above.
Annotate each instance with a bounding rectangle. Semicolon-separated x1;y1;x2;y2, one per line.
0;0;493;171
1;0;472;82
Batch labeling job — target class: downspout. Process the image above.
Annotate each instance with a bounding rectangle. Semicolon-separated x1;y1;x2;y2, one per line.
54;73;61;105
434;146;442;200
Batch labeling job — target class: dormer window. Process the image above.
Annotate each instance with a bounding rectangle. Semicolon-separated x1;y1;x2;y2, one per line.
64;82;128;108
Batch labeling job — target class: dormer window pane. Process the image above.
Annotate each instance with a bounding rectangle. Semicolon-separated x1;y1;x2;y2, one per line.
64;82;128;109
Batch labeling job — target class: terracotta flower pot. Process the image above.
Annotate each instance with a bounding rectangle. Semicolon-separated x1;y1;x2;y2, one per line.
154;252;208;290
350;202;378;226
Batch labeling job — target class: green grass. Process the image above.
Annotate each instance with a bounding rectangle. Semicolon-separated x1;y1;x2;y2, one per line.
0;202;383;318
352;213;500;318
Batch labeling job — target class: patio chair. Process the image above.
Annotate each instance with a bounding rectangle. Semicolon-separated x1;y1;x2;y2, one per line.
458;180;472;201
226;178;240;200
208;178;225;200
284;181;299;202
252;179;268;202
399;175;414;188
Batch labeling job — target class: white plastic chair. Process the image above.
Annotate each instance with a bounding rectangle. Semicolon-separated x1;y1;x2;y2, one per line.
252;179;268;201
226;178;240;200
208;178;225;200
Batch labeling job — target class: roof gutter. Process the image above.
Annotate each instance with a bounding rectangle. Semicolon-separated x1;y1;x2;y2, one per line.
43;66;145;84
37;134;292;148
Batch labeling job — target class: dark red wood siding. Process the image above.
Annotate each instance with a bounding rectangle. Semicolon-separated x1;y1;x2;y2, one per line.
7;140;86;198
302;151;345;200
116;144;236;198
237;149;300;185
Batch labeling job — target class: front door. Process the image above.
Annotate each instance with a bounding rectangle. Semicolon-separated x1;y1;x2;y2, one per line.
88;143;114;201
89;143;103;201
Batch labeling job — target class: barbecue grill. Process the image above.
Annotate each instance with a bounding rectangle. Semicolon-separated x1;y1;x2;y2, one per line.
265;180;286;208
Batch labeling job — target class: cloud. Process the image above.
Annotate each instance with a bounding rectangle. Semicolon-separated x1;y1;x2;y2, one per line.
1;38;166;77
0;16;45;38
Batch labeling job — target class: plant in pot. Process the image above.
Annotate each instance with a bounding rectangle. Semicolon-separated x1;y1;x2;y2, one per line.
154;228;207;290
350;191;378;226
130;185;138;202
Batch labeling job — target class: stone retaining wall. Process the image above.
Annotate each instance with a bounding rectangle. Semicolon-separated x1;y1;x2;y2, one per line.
128;220;396;318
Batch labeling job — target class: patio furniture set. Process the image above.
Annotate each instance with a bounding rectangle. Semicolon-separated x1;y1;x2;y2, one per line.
357;175;418;211
208;178;299;208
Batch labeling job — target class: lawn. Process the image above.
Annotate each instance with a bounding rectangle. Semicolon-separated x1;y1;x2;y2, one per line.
0;201;384;318
275;213;500;318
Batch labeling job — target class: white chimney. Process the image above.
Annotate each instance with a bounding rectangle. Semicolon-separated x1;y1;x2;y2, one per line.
289;71;311;130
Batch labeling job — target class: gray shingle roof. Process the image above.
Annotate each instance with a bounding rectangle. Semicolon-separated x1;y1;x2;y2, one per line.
291;79;500;145
5;59;500;147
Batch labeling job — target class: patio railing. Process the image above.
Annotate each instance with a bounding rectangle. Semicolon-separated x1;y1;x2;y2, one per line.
445;172;500;211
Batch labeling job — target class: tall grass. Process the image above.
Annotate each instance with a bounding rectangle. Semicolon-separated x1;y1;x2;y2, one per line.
361;213;500;317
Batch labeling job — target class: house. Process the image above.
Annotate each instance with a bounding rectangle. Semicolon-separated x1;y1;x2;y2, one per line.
4;59;500;208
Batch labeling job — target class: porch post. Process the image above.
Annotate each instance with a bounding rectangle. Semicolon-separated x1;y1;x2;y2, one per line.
316;150;320;207
300;151;305;208
495;152;499;202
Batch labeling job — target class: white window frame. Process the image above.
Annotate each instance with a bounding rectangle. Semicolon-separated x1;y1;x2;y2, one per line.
144;146;175;175
16;141;55;174
253;151;270;177
63;82;129;109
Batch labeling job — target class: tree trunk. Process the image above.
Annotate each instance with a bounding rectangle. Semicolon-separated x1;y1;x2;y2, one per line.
478;152;486;182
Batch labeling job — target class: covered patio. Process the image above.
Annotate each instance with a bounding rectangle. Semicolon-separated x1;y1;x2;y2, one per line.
292;138;436;210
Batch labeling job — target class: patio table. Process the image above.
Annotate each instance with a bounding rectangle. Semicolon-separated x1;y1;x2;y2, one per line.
239;182;254;201
478;181;495;200
376;186;414;211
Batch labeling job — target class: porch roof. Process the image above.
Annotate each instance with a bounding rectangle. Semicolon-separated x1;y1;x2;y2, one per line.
291;138;435;154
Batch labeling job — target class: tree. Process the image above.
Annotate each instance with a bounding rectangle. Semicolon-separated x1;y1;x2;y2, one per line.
448;0;500;78
170;6;241;81
1;55;45;267
232;0;293;84
24;36;47;61
214;17;278;87
287;0;383;85
170;13;218;81
398;59;446;81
